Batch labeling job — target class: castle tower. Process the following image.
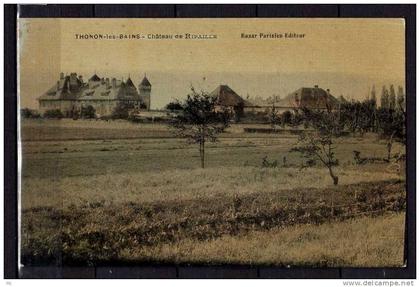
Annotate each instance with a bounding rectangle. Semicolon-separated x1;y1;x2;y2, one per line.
139;75;152;110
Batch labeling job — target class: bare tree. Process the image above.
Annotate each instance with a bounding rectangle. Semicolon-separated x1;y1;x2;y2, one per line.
168;87;230;168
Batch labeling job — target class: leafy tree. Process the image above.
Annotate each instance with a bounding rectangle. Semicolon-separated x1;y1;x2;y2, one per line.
381;85;390;109
233;102;245;122
377;107;405;160
290;108;304;128
280;110;293;126
389;84;396;110
80;105;96;119
69;108;80;120
112;101;135;119
370;85;377;106
290;107;342;185
168;87;231;168
338;99;375;135
397;86;405;113
268;104;280;129
369;85;378;131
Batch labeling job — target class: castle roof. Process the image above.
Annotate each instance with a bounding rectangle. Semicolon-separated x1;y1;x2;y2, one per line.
78;79;126;101
140;76;151;87
39;73;141;101
39;74;83;101
125;77;135;87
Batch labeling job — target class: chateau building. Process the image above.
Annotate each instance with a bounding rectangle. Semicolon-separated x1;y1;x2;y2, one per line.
38;73;152;117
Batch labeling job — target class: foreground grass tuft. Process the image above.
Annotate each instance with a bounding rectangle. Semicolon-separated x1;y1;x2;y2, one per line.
129;213;405;267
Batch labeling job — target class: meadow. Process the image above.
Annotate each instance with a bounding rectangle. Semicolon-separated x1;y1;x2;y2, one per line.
20;119;406;267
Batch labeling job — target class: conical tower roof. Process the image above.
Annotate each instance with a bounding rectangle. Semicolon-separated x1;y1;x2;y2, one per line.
140;76;151;87
125;77;135;87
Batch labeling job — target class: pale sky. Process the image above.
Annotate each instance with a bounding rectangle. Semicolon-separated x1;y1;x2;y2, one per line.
19;18;405;109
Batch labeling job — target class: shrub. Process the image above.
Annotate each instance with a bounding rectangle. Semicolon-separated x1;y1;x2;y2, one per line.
261;156;278;168
165;101;183;111
241;112;270;124
80;105;96;119
112;101;134;119
70;109;80;120
281;110;293;126
44;109;63;119
21;108;40;119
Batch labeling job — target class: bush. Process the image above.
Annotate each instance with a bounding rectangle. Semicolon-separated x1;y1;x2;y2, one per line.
44;109;63;119
80;105;96;119
353;150;365;165
261;156;278;168
21;108;40;119
241;112;270;124
69;109;80;120
281;110;293;126
165;101;183;111
112;101;134;119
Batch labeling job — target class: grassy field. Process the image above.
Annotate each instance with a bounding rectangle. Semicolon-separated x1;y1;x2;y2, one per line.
20;119;406;267
123;213;406;267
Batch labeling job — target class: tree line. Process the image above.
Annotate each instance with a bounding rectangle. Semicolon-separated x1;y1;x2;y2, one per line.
21;101;147;120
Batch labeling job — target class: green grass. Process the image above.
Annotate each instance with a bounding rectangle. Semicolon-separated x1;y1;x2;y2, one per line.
20;119;407;267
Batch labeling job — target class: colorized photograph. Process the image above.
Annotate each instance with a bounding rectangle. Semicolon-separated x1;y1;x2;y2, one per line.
18;18;406;267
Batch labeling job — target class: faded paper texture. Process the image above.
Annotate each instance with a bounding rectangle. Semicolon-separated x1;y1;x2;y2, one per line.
19;18;406;267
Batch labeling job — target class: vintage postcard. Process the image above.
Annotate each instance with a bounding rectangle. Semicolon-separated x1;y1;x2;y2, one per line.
18;18;406;267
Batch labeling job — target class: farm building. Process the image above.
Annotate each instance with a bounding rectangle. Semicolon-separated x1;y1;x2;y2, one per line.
210;85;253;114
38;72;152;117
284;85;340;110
244;85;341;114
